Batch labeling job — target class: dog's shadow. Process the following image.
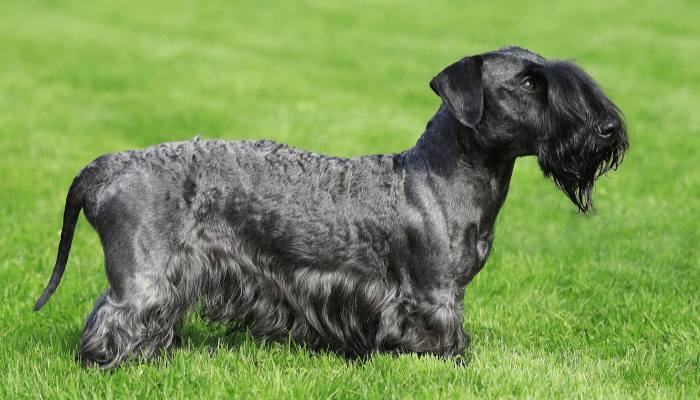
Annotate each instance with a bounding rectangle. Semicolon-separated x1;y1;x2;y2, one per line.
175;320;310;362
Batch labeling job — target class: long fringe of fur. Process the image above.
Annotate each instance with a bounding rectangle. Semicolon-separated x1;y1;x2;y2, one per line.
78;234;468;369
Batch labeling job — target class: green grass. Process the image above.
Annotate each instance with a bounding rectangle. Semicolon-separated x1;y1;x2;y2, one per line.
1;0;699;398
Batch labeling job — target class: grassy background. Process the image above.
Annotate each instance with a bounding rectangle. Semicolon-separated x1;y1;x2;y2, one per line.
1;0;699;398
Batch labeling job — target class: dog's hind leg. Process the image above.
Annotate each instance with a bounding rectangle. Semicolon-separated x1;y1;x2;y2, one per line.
78;189;193;369
77;265;192;369
77;271;189;369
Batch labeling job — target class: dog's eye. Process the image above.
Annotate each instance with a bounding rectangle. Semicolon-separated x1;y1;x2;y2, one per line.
521;78;537;92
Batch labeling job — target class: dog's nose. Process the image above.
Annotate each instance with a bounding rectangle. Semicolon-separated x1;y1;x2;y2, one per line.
597;119;620;137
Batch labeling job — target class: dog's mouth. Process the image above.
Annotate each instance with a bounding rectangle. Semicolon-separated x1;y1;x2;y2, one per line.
537;118;629;213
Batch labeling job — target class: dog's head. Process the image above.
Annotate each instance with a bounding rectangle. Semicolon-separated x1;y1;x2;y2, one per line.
430;46;629;213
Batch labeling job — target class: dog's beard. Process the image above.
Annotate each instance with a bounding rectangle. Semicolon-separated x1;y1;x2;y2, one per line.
528;62;630;213
537;122;628;213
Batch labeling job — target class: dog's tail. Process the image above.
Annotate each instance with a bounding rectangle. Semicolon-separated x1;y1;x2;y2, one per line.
34;169;91;311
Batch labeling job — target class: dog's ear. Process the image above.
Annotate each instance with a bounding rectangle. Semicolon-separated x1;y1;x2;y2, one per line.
430;56;484;128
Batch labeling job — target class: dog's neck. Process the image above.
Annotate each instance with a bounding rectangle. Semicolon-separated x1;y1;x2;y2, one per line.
401;103;515;221
399;104;516;288
406;104;515;187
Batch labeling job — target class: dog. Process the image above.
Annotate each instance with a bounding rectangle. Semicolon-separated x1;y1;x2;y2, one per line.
34;46;628;369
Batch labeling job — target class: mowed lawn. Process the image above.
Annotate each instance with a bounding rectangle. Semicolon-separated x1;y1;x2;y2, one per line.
1;0;699;398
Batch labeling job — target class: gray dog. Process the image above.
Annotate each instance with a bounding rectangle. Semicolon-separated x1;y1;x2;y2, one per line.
34;46;628;369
